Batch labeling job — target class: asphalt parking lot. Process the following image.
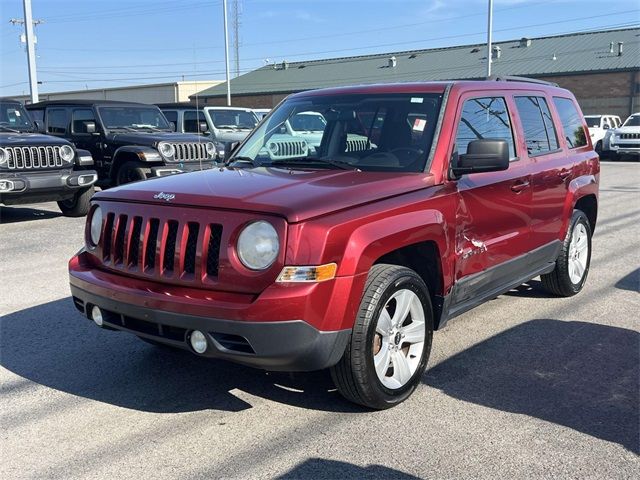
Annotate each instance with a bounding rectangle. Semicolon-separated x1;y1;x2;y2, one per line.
1;161;638;479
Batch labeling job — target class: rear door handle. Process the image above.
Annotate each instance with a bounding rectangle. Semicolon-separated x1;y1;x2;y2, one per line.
511;180;530;193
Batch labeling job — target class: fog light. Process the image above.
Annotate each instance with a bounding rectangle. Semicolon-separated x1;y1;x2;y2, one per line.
91;305;103;327
190;330;208;353
0;180;15;192
78;173;97;186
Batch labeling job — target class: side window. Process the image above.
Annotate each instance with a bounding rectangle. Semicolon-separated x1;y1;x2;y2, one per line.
47;108;69;134
72;108;96;134
29;109;44;123
162;110;177;127
514;96;559;155
454;97;516;159
184;110;206;133
553;97;587;149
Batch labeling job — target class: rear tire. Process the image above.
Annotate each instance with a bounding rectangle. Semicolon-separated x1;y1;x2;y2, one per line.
541;210;592;297
330;264;433;409
116;161;152;185
57;186;94;217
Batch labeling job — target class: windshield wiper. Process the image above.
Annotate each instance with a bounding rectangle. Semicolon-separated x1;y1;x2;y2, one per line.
269;157;357;171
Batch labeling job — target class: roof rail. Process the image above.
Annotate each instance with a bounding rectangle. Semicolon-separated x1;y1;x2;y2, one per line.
487;75;559;87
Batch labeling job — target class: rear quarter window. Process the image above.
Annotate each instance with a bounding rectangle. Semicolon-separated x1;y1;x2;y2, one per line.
514;96;559;155
553;97;588;149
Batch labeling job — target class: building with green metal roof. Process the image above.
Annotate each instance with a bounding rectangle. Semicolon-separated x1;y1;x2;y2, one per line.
194;27;640;117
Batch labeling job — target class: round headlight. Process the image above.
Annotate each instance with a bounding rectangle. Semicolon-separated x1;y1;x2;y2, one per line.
89;206;103;247
205;142;216;157
237;221;279;270
60;145;74;162
268;142;279;155
158;142;175;158
0;148;7;166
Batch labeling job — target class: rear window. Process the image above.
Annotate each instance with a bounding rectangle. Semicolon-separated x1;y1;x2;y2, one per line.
553;97;587;149
515;96;559;155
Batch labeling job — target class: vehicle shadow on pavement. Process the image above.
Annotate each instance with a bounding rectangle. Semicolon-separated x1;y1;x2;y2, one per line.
426;319;640;453
615;268;639;292
0;298;361;414
0;206;61;224
503;280;558;299
275;458;420;479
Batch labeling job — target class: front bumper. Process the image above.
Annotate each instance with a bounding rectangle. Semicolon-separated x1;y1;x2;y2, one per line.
70;284;351;371
608;145;640;155
0;169;97;205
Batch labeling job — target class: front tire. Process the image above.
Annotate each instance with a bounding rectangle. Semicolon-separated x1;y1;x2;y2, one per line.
330;264;433;409
541;210;592;297
116;161;152;185
57;186;94;217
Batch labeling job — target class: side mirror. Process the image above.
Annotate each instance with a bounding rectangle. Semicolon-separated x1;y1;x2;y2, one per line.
451;139;510;177
198;121;209;133
223;141;240;162
169;121;176;132
83;121;96;134
33;120;42;132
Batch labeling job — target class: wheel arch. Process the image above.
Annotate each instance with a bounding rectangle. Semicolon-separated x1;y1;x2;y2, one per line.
109;146;162;180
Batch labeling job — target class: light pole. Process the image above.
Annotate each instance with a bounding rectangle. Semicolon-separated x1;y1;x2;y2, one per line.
486;0;493;77
22;0;39;103
222;0;231;106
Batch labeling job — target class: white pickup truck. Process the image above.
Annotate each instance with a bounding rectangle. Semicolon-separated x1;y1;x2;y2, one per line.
584;114;621;153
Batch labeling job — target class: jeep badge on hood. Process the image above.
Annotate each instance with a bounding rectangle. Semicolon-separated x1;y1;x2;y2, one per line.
153;192;175;202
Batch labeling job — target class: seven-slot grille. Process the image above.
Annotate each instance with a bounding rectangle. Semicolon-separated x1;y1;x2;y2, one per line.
619;133;640;140
170;142;210;162
5;146;66;170
268;139;308;159
100;212;222;280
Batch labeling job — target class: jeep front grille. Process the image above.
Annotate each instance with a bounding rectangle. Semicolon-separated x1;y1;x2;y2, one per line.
170;142;210;162
620;133;640;140
268;139;308;159
91;202;284;292
346;138;370;152
5;146;65;170
100;212;223;279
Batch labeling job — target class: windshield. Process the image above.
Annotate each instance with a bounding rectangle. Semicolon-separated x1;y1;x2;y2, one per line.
623;115;640;127
208;109;258;130
233;92;443;172
289;112;326;132
97;106;170;130
0;101;33;131
584;116;602;128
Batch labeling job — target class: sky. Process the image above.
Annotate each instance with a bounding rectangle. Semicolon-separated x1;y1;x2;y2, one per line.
1;0;639;97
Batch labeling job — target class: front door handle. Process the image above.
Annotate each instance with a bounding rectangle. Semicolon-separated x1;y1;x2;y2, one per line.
558;169;571;180
511;180;530;193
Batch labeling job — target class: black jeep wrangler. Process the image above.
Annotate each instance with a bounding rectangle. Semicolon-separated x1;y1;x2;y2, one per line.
26;100;219;187
1;98;97;217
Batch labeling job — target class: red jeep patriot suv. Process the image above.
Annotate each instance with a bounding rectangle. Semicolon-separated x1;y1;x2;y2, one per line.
69;78;599;409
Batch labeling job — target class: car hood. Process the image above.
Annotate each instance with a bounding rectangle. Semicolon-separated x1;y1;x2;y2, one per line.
613;126;640;134
0;132;71;147
95;167;436;223
107;132;207;147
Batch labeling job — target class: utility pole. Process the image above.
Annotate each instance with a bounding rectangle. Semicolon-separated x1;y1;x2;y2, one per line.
231;0;241;78
486;0;493;77
15;0;40;103
222;0;231;106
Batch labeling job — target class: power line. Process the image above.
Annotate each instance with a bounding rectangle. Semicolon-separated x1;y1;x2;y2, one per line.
33;12;639;72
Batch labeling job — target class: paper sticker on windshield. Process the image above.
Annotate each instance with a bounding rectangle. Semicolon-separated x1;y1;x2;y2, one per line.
15;111;21;116
410;97;424;104
413;118;426;132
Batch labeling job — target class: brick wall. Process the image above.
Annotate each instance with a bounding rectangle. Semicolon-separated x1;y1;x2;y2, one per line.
540;71;640;118
199;70;640;118
201;93;289;108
